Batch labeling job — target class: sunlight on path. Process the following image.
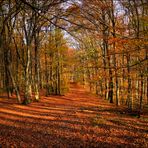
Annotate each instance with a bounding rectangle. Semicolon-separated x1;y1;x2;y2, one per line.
0;86;148;148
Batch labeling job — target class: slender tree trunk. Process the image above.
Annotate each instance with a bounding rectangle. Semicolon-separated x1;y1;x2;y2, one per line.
34;30;40;101
136;77;139;109
126;54;132;111
34;42;40;101
49;55;53;94
108;69;113;103
57;52;61;95
107;48;113;103
139;75;144;117
121;53;125;105
110;0;118;105
45;48;49;96
8;65;21;103
23;47;32;104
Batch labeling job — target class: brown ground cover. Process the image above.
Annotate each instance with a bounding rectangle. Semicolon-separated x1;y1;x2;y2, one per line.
0;85;148;148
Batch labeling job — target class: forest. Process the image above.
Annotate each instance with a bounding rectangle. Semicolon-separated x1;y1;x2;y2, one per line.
0;0;148;147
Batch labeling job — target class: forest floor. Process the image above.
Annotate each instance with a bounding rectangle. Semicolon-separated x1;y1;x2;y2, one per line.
0;85;148;148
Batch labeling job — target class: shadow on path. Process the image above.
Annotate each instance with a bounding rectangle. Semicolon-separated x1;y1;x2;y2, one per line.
0;86;148;147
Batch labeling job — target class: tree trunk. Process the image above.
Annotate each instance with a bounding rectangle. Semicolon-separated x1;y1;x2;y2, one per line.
108;73;113;103
139;75;144;117
45;48;49;96
126;54;132;111
8;65;21;103
23;47;32;104
34;34;40;101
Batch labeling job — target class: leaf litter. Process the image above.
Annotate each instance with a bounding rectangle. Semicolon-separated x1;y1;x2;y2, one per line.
0;86;148;148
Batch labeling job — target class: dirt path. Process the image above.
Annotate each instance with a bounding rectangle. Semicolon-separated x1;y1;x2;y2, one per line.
0;86;148;148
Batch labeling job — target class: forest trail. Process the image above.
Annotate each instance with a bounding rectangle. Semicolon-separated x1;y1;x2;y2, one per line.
0;85;148;148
